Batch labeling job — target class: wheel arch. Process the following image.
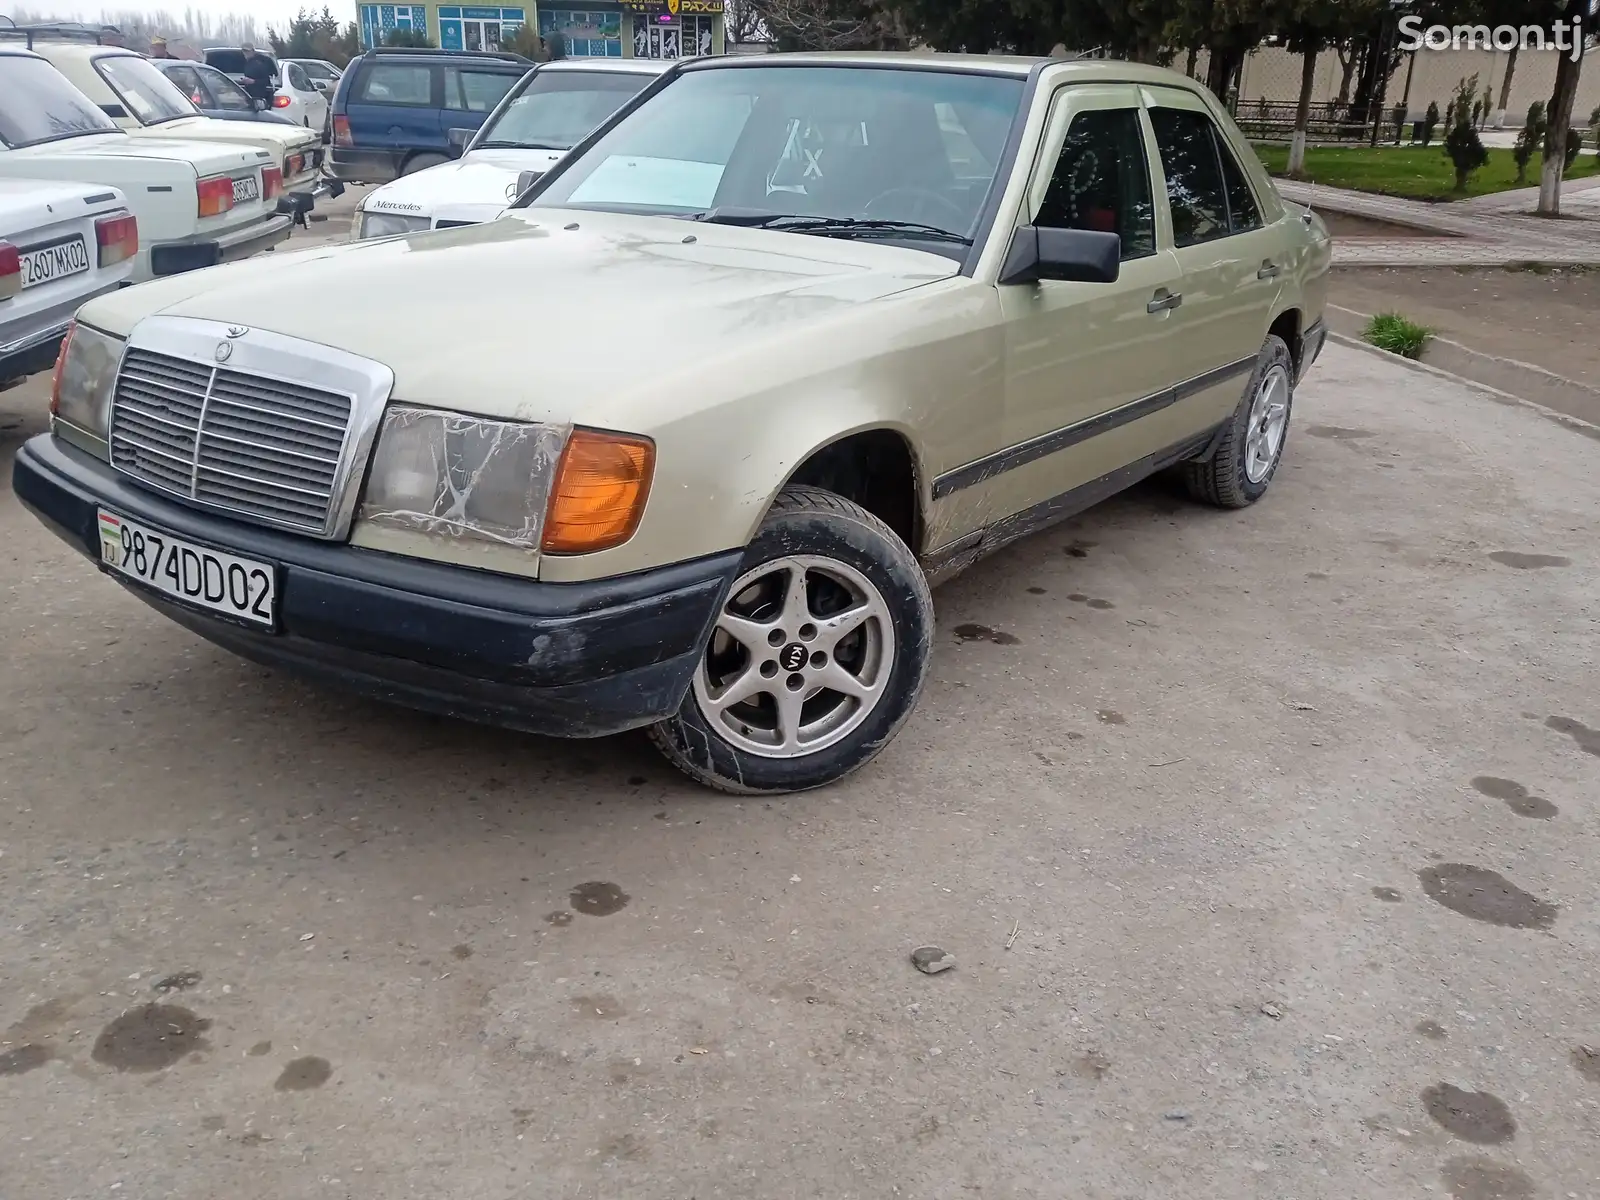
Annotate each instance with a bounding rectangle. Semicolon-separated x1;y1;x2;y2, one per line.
777;425;928;555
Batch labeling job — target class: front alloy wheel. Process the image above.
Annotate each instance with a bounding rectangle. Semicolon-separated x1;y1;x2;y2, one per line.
651;487;933;794
694;555;894;758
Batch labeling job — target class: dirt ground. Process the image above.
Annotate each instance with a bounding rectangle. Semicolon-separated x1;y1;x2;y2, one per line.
2;342;1598;1199
1331;266;1600;385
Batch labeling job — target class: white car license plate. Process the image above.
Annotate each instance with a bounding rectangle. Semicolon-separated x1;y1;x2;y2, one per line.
21;237;90;288
232;174;260;203
98;510;276;627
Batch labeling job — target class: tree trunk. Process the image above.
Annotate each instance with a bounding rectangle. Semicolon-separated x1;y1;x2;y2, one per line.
1539;13;1587;216
1494;46;1519;128
1335;42;1357;109
1288;48;1318;177
1206;47;1242;104
1185;46;1198;79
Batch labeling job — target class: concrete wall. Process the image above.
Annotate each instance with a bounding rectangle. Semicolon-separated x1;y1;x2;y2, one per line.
1206;46;1600;128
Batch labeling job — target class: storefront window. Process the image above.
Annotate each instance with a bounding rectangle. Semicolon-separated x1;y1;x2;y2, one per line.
359;4;429;50
538;9;624;57
633;13;714;59
439;6;526;52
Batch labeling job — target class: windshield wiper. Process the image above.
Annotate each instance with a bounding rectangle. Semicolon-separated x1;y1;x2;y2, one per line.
475;139;567;151
694;208;971;245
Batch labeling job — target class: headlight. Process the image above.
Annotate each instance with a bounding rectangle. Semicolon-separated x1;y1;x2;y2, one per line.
357;210;431;239
359;409;654;555
359;407;566;549
50;322;123;439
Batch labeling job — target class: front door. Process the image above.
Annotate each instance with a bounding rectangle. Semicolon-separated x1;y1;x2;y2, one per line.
986;85;1188;521
634;20;683;59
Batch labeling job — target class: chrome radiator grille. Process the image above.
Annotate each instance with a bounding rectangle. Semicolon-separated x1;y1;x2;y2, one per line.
109;347;354;534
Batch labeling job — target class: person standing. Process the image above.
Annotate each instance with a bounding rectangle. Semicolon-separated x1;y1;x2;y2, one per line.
148;34;171;59
240;43;276;107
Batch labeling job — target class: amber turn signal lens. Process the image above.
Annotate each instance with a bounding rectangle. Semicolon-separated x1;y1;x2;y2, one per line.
49;322;75;417
541;428;654;555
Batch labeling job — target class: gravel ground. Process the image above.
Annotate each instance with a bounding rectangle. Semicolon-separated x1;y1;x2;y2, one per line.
1;343;1597;1200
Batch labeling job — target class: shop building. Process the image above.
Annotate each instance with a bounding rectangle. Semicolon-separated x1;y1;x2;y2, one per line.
355;2;724;59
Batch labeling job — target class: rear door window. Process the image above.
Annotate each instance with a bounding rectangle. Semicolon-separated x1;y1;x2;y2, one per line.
446;67;520;112
355;62;435;106
1148;106;1232;247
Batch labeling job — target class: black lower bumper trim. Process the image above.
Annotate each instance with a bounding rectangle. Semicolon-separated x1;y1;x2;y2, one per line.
1;334;65;385
13;434;741;738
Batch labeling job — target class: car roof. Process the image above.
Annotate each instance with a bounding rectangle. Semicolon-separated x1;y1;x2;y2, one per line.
676;50;1209;88
361;47;531;65
538;59;672;76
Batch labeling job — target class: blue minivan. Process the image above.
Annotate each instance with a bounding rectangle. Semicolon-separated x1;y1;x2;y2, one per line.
329;47;531;183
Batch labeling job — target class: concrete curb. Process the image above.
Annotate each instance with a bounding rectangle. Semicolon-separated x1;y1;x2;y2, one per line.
1324;302;1600;429
1325;332;1600;444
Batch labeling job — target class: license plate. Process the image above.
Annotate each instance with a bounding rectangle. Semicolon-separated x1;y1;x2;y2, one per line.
98;510;276;628
232;174;260;203
20;237;90;288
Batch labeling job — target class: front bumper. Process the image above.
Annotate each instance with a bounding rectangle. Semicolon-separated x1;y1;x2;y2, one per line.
150;214;294;277
13;434;741;738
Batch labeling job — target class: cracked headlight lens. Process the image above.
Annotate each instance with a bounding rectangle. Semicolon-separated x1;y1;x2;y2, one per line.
359;407;566;550
357;211;431;239
50;322;123;439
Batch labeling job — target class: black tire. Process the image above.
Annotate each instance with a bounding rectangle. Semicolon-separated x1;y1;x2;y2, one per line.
648;486;933;795
401;153;449;176
1183;333;1295;509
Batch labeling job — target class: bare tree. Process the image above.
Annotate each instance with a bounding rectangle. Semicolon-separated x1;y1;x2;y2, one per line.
723;0;771;45
749;0;903;51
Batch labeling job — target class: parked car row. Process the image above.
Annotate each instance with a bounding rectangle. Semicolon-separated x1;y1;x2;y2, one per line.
11;53;1332;794
0;29;350;389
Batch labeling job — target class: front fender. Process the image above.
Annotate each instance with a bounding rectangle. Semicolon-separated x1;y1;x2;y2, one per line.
536;277;1005;585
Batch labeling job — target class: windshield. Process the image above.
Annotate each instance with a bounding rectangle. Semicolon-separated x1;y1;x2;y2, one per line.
478;69;651;150
97;54;198;124
0;55;119;148
527;65;1024;251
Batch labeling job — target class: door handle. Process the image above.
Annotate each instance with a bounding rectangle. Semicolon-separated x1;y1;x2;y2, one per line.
1148;290;1183;314
1258;261;1282;280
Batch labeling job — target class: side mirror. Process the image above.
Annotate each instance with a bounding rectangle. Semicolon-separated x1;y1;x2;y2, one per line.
253;98;266;112
447;126;474;150
998;226;1121;286
514;168;543;197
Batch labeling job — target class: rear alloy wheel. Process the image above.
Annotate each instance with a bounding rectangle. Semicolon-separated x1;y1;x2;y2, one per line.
650;487;932;794
1183;333;1295;508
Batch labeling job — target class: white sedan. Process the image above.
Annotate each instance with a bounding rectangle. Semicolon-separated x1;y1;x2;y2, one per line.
0;179;137;387
354;59;666;238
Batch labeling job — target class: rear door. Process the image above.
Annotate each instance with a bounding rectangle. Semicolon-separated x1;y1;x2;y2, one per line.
441;63;523;147
986;84;1187;519
347;58;442;153
1141;85;1282;426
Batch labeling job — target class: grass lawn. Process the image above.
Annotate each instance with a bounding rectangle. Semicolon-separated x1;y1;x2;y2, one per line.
1253;143;1600;201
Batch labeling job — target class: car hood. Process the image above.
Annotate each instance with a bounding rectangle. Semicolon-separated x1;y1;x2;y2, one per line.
365;147;566;216
82;207;960;425
143;115;319;160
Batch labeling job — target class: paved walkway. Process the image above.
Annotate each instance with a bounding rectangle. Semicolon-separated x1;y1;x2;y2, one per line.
1273;176;1600;265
